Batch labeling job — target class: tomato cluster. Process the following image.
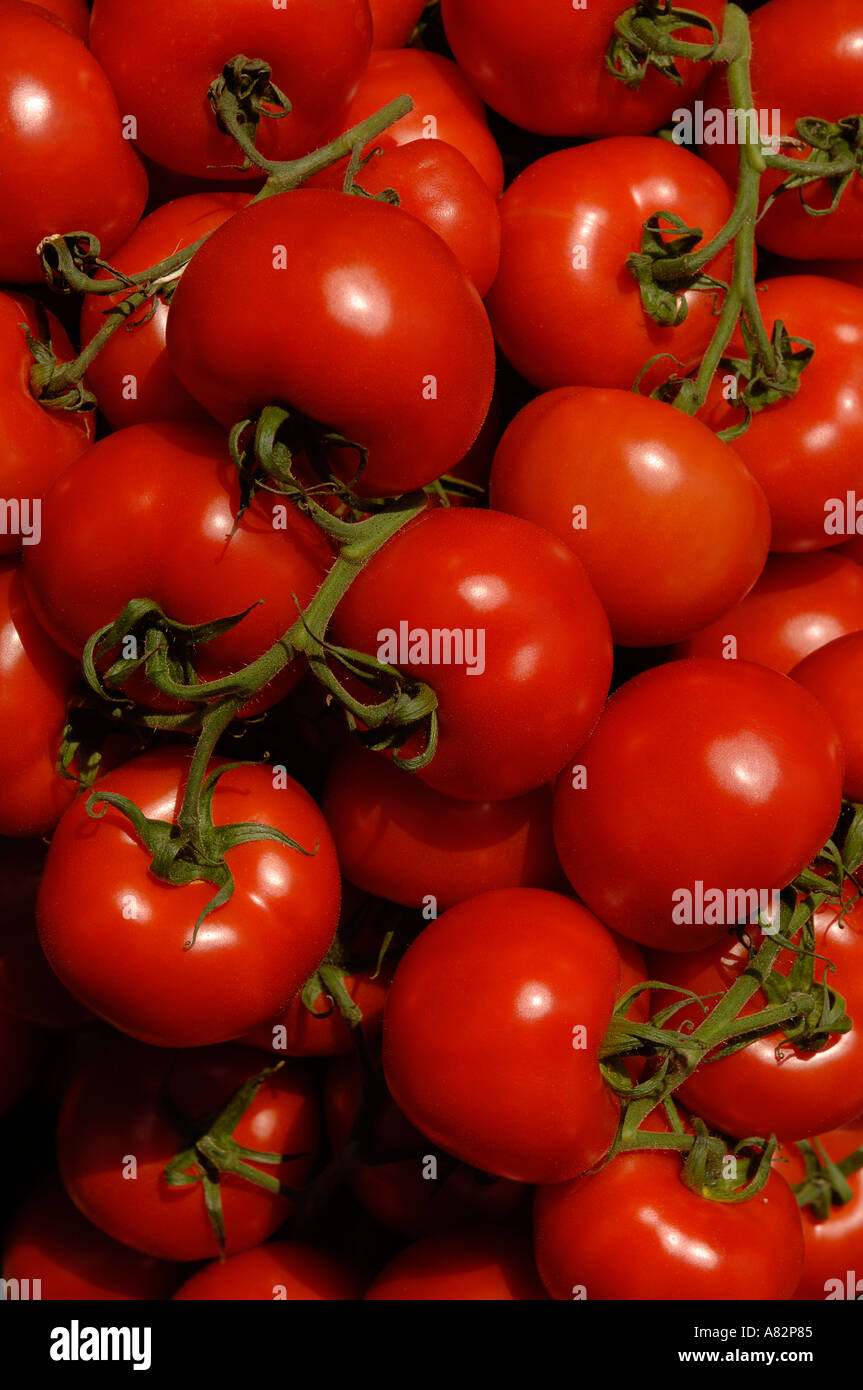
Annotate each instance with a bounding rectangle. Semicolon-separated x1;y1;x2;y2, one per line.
3;0;863;1310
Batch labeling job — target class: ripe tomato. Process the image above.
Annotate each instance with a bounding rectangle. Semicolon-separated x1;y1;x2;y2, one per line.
698;278;863;552
26;0;89;41
383;889;622;1184
486;137;734;392
23;422;332;716
364;1228;547;1300
674;552;863;674
490;387;770;647
534;1152;804;1301
89;0;372;180
795;258;863;291
700;0;863;259
173;1241;362;1300
0;1006;39;1115
0;291;94;556
331;49;503;196
441;0;725;138
553;658;844;952
322;742;562;910
791;633;863;802
166;191;495;498
242;961;389;1059
369;0;423;48
58;1040;319;1261
647;888;863;1139
776;1122;863;1301
80;193;249;430
331;508;612;802
0;2;146;282
2;1181;178;1300
37;748;341;1048
0;839;88;1028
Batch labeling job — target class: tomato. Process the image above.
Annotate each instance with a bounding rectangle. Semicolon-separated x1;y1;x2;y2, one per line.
0;2;146;282
321;742;562;911
23;422;332;716
553;658;844;953
791;634;863;802
331;49;503;196
647;888;863;1139
89;0;372;180
242;962;389;1059
490;387;770;647
794;258;863;291
383;889;621;1184
310;140;501;297
324;1049;526;1238
0;838;88;1027
441;0;725;138
80;193;249;430
58;1040;319;1261
370;0;423;48
700;0;863;259
486;137;734;392
331;508;612;801
173;1241;362;1300
37;748;341;1048
166;191;495;499
0;1006;39;1115
26;0;89;41
674;552;863;674
776;1122;863;1301
698;278;863;552
365;1228;547;1300
534;1152;804;1301
2;1181;178;1300
0;291;94;556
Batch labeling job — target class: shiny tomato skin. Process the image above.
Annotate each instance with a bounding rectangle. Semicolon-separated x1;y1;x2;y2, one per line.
0;838;88;1028
173;1241;362;1300
0;1007;39;1115
332;49;503;195
23;422;332;716
332;507;613;802
534;1153;804;1301
0;292;94;556
0;2;147;282
322;742;562;910
242;964;389;1059
370;0;424;47
58;1040;319;1261
674;551;863;674
648;891;863;1140
90;0;372;180
490;387;770;647
37;749;341;1048
166;191;495;498
2;1181;178;1300
365;1228;548;1300
441;0;724;138
383;889;622;1184
26;0;89;40
553;658;844;952
792;633;863;801
776;1123;863;1301
486;138;734;392
80;193;249;430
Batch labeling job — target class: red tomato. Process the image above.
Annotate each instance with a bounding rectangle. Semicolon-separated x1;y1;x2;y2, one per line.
698;278;863;552
365;1228;547;1300
647;888;863;1139
322;742;562;910
792;634;863;802
534;1153;804;1301
332;49;503;196
776;1122;863;1301
486;137;734;392
58;1040;319;1261
173;1241;362;1300
0;291;94;556
383;889;621;1184
25;0;89;41
2;1181;178;1300
490;387;770;647
700;0;863;259
242;962;389;1059
0;1007;39;1115
331;508;612;802
37;748;341;1048
23;422;332;716
0;838;88;1027
0;2;146;282
80;193;249;430
674;551;863;674
166;191;495;498
369;0;423;48
794;258;863;291
89;0;372;180
553;658;844;952
441;0;724;138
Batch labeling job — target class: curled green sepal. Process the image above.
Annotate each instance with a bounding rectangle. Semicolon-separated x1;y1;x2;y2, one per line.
679;1120;777;1203
207;55;292;172
761;114;863;222
626;211;727;327
790;1137;863;1221
718;317;814;416
607;1;719;91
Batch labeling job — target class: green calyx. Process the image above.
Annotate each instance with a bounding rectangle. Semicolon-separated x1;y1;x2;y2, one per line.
790;1138;863;1222
607;1;720;90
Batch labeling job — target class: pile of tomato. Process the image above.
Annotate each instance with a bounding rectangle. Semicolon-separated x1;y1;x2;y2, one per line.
2;0;863;1306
